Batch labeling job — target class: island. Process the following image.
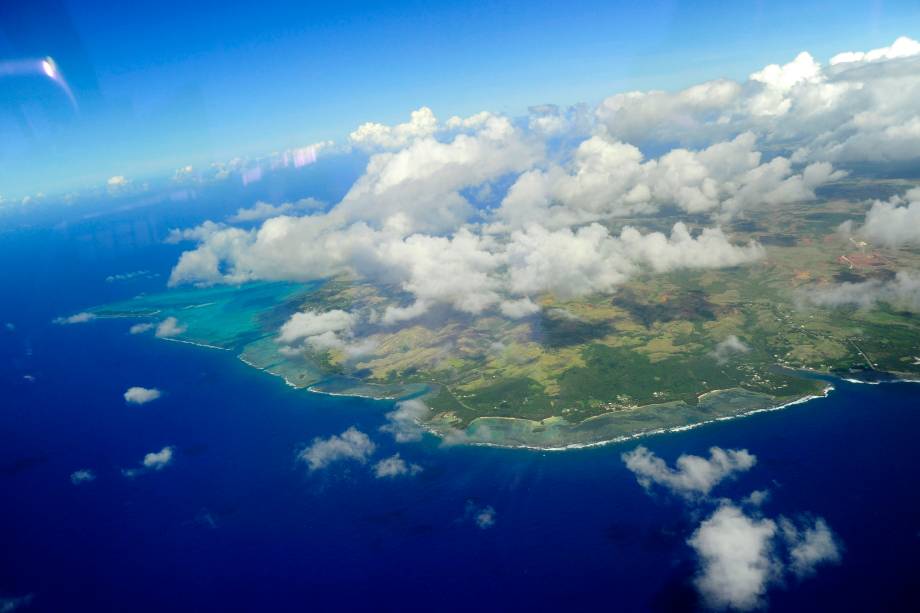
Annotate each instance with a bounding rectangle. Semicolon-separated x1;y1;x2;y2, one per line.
89;181;920;449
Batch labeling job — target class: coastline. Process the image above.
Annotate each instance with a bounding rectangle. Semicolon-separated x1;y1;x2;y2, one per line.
160;337;230;351
86;304;920;451
156;331;920;450
425;385;837;452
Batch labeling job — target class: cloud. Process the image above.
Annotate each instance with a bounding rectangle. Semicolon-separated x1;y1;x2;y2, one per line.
622;446;757;499
168;216;763;323
381;228;506;316
124;386;161;405
228;198;324;223
830;36;920;66
495;132;841;226
276;309;358;353
853;188;920;248
122;445;174;477
70;469;96;485
712;335;751;364
380;399;430;443
278;309;354;344
155;317;187;338
107;175;129;187
688;503;781;611
743;489;770;507
464;501;497;529
526;102;593;138
129;322;154;334
372;453;423;478
165;220;225;244
173;165;195;181
803;270;920;312
339;110;541;235
624;445;841;610
166;108;542;293
53;312;96;325
299;427;376;471
596;79;742;147
597;37;920;165
506;222;763;300
689;504;842;611
349;106;439;150
143;446;174;469
499;297;541;319
779;516;842;578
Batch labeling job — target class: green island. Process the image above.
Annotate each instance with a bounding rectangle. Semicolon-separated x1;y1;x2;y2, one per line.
90;181;920;449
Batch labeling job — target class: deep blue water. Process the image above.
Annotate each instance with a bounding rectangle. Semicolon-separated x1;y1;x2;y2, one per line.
2;185;920;611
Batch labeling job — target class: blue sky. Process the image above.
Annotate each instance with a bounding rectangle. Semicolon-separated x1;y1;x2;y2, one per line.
1;0;918;199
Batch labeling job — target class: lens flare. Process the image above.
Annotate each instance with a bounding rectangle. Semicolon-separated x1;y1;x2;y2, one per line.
0;55;78;110
41;57;57;78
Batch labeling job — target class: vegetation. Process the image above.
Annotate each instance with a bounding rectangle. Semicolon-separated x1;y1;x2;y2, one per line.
93;182;920;444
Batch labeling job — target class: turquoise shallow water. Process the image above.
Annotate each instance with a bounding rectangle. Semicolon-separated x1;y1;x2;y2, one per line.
92;281;311;350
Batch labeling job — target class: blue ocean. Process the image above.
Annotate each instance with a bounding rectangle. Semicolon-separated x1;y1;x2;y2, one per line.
2;177;919;612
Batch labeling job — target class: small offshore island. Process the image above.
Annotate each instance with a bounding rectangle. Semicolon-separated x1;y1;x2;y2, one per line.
88;183;920;449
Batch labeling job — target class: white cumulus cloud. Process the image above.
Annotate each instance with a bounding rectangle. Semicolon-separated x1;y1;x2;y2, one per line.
803;270;920;312
155;317;187;338
228;198;324;223
372;453;422;478
129;322;154;334
689;503;781;611
349;106;439;150
854;188;920;248
143;446;174;470
597;37;920;165
299;427;376;471
689;504;842;611
124;386;161;405
54;312;96;325
380;399;430;443
123;445;174;477
780;516;843;578
277;309;357;352
622;445;757;499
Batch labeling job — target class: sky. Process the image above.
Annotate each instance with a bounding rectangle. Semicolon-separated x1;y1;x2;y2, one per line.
1;0;919;200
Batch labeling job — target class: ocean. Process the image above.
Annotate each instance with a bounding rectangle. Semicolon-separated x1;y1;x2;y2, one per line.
2;183;919;612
